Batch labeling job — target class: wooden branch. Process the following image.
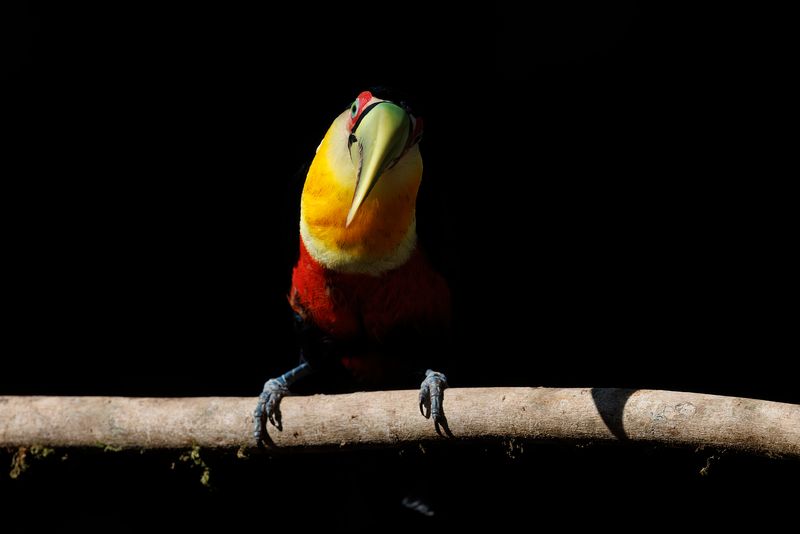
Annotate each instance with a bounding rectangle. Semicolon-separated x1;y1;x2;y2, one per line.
1;388;798;458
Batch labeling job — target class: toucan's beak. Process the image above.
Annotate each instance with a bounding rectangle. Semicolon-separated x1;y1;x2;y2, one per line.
347;102;410;227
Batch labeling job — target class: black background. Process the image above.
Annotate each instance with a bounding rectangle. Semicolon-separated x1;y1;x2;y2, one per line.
2;3;796;531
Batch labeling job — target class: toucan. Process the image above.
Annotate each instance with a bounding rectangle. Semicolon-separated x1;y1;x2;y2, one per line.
254;89;451;442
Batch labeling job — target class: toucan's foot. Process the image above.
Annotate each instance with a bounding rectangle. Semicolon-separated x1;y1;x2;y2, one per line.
419;370;451;437
253;378;290;443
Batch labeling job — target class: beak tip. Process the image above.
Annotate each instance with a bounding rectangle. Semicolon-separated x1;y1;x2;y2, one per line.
345;209;356;228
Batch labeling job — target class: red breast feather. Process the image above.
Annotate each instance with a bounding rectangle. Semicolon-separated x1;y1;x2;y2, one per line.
289;239;450;343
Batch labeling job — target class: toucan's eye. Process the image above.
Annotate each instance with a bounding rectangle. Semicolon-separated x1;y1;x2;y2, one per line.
350;101;358;118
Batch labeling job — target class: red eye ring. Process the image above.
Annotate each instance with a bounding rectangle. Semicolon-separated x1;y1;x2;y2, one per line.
347;91;373;131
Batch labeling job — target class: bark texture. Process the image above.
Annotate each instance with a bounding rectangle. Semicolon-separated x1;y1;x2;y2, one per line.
1;388;798;458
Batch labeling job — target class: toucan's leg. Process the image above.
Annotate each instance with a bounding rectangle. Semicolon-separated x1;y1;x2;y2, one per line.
419;369;451;437
253;361;313;443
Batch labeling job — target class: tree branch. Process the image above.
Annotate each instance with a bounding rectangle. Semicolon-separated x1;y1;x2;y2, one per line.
1;388;798;458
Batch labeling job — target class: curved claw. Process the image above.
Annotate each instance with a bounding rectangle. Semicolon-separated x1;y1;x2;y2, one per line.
419;387;430;418
433;414;452;437
253;378;290;443
419;370;451;436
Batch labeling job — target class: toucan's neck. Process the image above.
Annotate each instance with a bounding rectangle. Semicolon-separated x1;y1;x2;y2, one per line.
300;218;418;276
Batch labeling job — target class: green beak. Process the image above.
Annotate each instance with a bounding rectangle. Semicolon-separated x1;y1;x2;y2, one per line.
347;102;411;227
